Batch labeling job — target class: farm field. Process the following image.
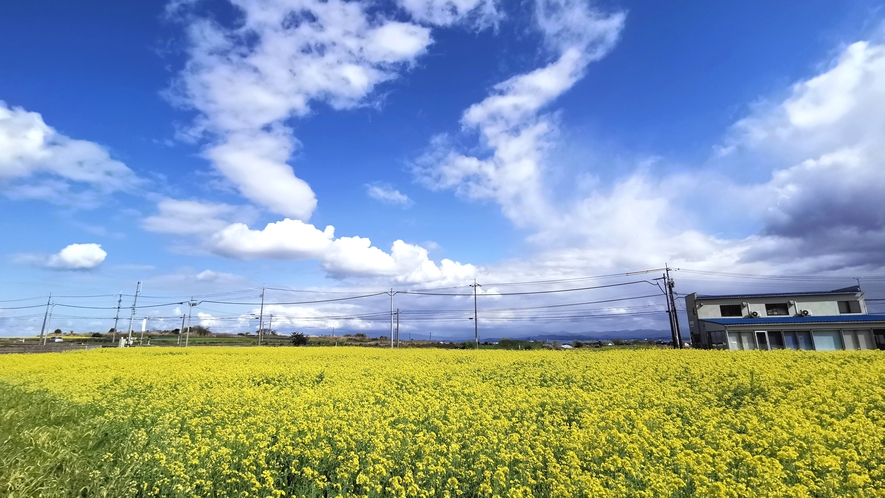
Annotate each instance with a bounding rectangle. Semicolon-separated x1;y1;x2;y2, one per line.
1;348;884;497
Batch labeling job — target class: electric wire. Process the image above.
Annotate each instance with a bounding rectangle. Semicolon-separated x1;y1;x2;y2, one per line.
0;304;50;310
400;280;652;296
0;296;46;303
7;269;883;334
202;292;389;306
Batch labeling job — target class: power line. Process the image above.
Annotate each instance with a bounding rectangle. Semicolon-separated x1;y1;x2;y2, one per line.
202;292;388;306
401;280;653;296
0;296;46;303
53;301;187;310
264;286;383;294
0;304;48;310
479;268;669;287
679;268;885;281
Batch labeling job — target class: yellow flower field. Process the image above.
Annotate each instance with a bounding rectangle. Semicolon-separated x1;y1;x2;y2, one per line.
1;348;884;497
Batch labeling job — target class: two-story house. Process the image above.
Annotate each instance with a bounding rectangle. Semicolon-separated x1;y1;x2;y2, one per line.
684;286;885;350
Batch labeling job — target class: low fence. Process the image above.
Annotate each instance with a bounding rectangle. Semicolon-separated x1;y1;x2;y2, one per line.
0;343;106;354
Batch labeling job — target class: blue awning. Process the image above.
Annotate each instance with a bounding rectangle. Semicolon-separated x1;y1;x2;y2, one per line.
696;286;861;300
701;314;885;326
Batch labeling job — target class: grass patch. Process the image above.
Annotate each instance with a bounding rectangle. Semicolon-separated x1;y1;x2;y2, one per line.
0;382;141;497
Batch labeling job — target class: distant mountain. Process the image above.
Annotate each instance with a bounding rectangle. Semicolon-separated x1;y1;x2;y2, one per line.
487;329;674;342
372;329;679;343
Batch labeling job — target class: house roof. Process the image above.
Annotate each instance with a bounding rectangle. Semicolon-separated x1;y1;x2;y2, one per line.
695;286;861;300
701;313;885;326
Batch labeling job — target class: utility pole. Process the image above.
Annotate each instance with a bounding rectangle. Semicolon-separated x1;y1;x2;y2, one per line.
257;286;265;346
396;308;400;348
470;279;481;349
185;298;201;347
664;265;683;349
178;314;185;346
126;281;141;345
390;288;394;348
662;273;676;346
267;314;273;337
112;291;122;343
46;302;56;341
39;293;51;346
140;317;147;345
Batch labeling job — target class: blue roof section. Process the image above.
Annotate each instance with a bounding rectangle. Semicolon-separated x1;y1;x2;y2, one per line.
701;314;885;326
695;286;861;300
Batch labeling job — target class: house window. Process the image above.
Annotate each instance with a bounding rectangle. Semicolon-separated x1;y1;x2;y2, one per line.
720;304;743;317
812;330;843;351
842;330;874;350
838;301;861;314
726;331;756;350
710;331;728;348
765;303;790;316
874;330;885;350
768;331;785;349
783;331;798;350
786;331;814;350
796;331;814;350
740;332;756;350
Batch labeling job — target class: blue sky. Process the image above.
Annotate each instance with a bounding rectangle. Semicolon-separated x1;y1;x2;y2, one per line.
2;0;885;338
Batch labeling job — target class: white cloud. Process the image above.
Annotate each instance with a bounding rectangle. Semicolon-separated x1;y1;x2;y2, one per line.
170;0;433;219
203;126;317;221
0;101;138;205
196;312;219;328
534;0;625;55
46;243;108;270
142;198;259;235
239;303;378;331
717;40;885;270
207;218;476;283
195;269;241;282
210;218;335;260
524;38;885;275
366;183;413;206
725;41;885;163
396;0;499;27
163;0;481;284
410;3;885;276
414;1;625;226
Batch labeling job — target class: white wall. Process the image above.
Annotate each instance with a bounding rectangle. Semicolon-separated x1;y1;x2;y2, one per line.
694;293;863;318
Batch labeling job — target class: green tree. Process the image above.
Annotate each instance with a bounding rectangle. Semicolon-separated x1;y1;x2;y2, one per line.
290;332;308;346
188;325;211;337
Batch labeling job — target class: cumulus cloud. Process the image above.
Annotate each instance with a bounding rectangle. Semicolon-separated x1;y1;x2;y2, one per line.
411;1;885;277
414;0;625;226
141;198;259;235
0;101;138;206
532;38;885;275
717;40;885;270
210;218;335;260
160;0;482;285
395;0;499;27
169;0;433;219
366;183;413;206
42;243;108;270
208;218;476;283
196;312;219;328
195;269;241;282
239;303;378;331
